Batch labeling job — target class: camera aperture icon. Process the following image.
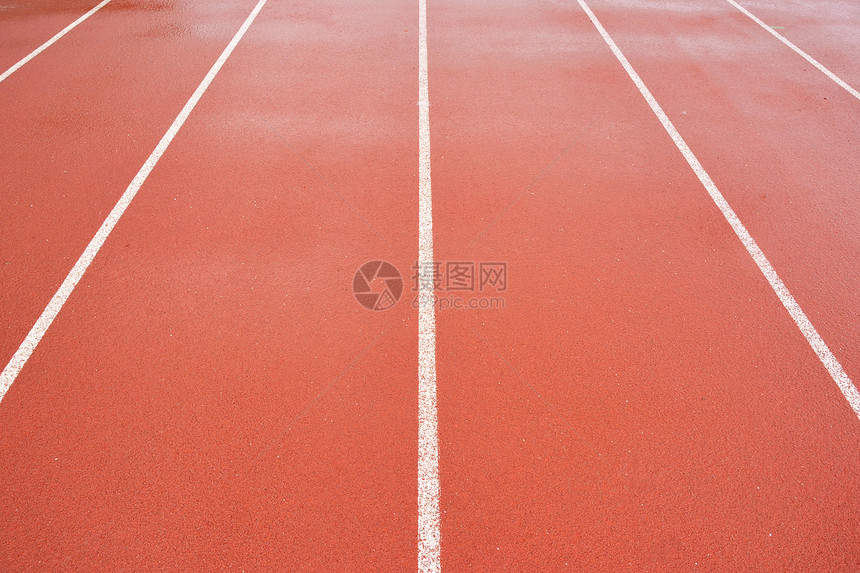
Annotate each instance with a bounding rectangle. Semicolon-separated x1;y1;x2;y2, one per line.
352;261;403;311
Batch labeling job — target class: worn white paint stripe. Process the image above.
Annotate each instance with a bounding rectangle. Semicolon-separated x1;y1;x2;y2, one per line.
0;0;113;84
417;0;441;571
574;0;860;420
0;0;269;402
725;0;860;101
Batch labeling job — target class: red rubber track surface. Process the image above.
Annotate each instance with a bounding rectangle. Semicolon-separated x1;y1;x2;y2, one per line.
592;0;860;388
430;0;860;569
0;1;103;72
1;0;859;570
0;0;263;367
735;0;860;90
2;0;419;569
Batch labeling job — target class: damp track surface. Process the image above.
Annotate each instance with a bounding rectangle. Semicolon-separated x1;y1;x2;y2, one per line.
0;0;858;570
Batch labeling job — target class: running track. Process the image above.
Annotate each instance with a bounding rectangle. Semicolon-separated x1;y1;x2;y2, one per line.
1;0;858;570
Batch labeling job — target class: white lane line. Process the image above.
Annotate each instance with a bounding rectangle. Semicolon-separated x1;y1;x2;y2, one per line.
417;0;441;570
573;0;860;421
724;0;860;101
0;0;269;402
0;0;113;85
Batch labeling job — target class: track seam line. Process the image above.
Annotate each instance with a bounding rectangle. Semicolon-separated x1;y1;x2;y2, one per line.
0;0;270;403
725;0;860;101
0;0;113;85
417;0;441;570
573;0;860;420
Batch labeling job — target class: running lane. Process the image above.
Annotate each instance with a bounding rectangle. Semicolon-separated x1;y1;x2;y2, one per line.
0;0;102;73
728;0;860;91
429;0;860;569
587;0;860;393
0;0;261;369
0;0;419;570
